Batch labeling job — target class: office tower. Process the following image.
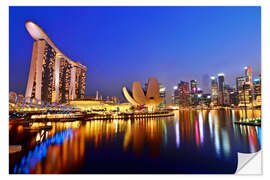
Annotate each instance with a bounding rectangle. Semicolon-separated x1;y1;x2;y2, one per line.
196;88;203;105
210;76;218;106
236;66;253;107
245;66;253;84
254;75;261;106
172;86;179;106
190;80;198;106
236;76;252;106
218;73;225;91
96;91;99;100
245;66;254;102
190;80;197;93
158;84;166;109
223;84;231;106
178;81;190;107
24;21;87;104
200;94;211;107
229;90;238;107
218;73;225;105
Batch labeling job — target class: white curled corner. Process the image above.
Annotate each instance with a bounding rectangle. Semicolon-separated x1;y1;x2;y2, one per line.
235;151;262;175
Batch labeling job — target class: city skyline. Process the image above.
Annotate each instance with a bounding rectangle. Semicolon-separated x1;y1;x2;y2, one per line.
9;6;262;175
9;7;261;103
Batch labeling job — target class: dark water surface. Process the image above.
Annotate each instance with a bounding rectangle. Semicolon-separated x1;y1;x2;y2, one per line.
9;109;261;174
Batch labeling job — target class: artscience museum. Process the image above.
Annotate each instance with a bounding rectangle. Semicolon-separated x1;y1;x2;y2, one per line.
122;77;163;111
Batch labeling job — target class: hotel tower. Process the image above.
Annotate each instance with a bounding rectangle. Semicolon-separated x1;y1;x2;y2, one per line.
24;21;87;104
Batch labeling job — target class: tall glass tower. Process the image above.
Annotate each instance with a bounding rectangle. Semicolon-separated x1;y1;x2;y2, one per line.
211;76;218;106
218;73;225;105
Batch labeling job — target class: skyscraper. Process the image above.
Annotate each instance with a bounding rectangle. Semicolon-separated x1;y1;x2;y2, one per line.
218;73;225;105
229;90;238;107
200;94;211;107
158;84;166;109
178;81;190;108
245;66;254;102
190;80;198;106
218;73;225;92
236;66;253;107
253;75;261;106
24;21;87;104
210;76;218;106
245;66;253;84
236;76;252;106
190;80;197;93
172;86;179;106
223;84;231;106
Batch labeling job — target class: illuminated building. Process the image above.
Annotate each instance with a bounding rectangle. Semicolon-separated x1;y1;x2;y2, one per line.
178;81;190;107
190;80;198;106
172;86;179;106
245;66;254;103
221;84;234;106
24;21;87;104
9;92;17;103
236;76;252;106
199;94;211;107
236;67;253;107
218;73;225;91
210;76;218;106
253;75;261;106
229;91;238;107
122;77;163;111
244;66;253;102
196;89;204;105
17;94;25;104
158;84;166;109
69;99;131;113
223;88;231;106
224;86;238;106
95;91;99;100
190;80;197;93
245;66;253;86
218;73;225;105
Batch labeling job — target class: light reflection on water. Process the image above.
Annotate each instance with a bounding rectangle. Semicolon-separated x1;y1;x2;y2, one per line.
9;109;261;174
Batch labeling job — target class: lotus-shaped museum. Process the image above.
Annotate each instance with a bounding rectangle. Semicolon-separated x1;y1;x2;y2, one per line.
122;78;163;108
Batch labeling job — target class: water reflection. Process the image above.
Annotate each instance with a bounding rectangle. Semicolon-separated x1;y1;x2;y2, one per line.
175;119;180;149
10;109;261;174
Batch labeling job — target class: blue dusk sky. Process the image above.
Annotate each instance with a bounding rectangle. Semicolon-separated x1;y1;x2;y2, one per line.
9;6;261;103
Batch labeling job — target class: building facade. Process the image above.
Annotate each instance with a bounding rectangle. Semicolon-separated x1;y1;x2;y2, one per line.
229;91;238;107
178;81;190;107
199;94;211;107
158;84;166;109
253;75;261;106
210;76;218;106
236;76;252;106
236;67;253;107
172;86;179;106
24;21;87;104
9;92;17;104
218;73;225;105
189;80;198;106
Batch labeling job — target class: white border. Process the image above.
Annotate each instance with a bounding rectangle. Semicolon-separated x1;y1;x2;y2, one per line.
2;0;270;179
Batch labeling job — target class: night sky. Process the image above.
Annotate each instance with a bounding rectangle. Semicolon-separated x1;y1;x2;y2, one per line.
9;6;261;104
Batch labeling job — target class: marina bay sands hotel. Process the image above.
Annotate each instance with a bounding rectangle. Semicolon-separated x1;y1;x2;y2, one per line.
25;21;87;104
